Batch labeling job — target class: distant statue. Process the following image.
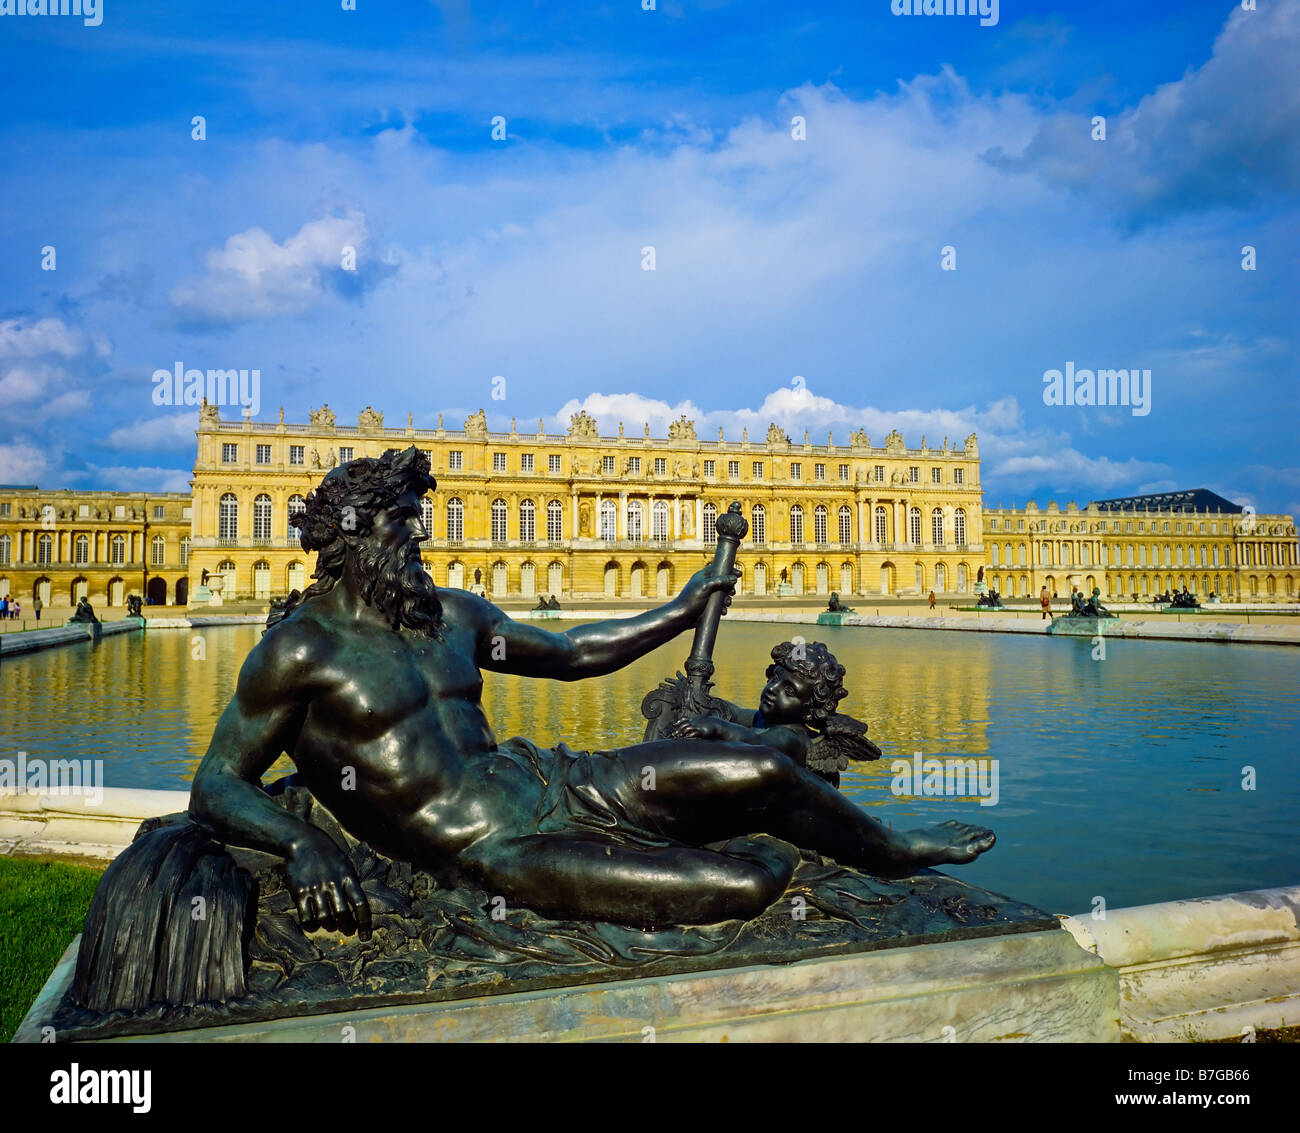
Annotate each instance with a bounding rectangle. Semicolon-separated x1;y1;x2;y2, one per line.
667;415;696;442
1082;587;1109;616
976;590;1003;609
310;449;322;469
126;595;143;617
546;595;561;610
765;422;789;446
69;597;99;624
309;404;337;428
977;566;984;584
1169;587;1200;609
200;568;211;585
464;409;488;439
567;410;599;439
579;503;592;537
827;592;854;614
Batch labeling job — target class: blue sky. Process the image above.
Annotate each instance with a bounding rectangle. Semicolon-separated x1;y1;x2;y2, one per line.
1;0;1296;515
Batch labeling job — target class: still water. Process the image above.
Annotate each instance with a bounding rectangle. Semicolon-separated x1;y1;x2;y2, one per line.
3;621;1296;914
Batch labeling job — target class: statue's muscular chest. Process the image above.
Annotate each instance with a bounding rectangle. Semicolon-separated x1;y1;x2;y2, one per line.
309;626;484;743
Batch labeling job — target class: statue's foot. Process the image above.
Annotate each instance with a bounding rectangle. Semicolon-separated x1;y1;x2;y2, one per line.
899;820;995;869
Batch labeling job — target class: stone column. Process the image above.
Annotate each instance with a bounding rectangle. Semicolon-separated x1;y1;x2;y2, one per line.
618;491;627;541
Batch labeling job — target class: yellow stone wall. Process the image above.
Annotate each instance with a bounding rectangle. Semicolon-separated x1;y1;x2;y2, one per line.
0;487;192;609
188;406;987;601
981;501;1298;602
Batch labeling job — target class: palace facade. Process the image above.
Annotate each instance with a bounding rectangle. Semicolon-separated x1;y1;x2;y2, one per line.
3;409;1296;611
188;403;986;602
981;490;1297;602
0;486;192;610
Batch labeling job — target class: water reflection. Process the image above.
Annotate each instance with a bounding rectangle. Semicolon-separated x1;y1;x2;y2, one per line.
2;620;1296;913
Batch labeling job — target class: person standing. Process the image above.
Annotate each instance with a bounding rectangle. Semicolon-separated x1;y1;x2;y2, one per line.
0;595;7;620
928;589;936;611
1040;586;1052;620
12;598;21;621
34;595;43;621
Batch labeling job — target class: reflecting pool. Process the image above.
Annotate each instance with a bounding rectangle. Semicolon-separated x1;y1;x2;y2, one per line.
3;621;1296;914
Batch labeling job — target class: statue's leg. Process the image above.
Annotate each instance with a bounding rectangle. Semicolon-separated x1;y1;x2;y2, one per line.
459;831;798;926
613;740;994;878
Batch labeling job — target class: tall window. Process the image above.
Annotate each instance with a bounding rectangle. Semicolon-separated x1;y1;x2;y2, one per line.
909;508;922;545
628;458;641;475
654;458;667;476
908;466;919;483
874;465;885;482
519;499;536;541
814;505;828;545
154;505;165;519
839;506;852;543
288;495;307;531
151;535;166;566
704;460;716;478
600;499;617;541
751;504;766;544
627;501;643;541
111;535;126;565
547;500;563;541
932;508;945;545
290;445;305;465
790;505;804;544
702;503;718;545
38;534;52;565
815;463;826;481
0;534;10;566
753;461;763;479
931;467;942;484
790;463;802;481
75;534;89;564
222;443;237;463
254;494;272;540
954;508;967;546
493;453;507;472
491;498;508;542
420;498;435;535
180;536;190;566
653;500;669;541
953;468;964;484
219;493;238;540
839;464;849;481
520;453;534;473
339;447;354;462
256;444;272;464
728;460;739;479
549;454;562;474
446;498;464;541
875;506;888;544
449;451;463;470
603;456;616;474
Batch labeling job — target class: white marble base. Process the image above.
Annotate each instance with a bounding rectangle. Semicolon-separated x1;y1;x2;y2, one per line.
15;927;1116;1044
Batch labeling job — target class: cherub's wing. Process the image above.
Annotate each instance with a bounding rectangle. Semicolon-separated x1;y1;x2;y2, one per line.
808;714;883;774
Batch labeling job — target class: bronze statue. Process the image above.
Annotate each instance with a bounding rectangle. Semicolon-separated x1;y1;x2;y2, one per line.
68;596;99;624
126;594;143;617
188;447;991;930
826;591;854;614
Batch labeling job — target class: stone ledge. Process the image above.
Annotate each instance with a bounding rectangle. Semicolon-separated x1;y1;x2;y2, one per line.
15;927;1116;1044
0;787;188;861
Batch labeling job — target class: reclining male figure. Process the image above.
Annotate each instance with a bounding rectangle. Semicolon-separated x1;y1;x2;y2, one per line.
191;447;994;936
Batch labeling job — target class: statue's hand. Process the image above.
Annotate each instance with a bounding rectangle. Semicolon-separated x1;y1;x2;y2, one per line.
679;713;720;739
679;566;740;619
285;833;372;940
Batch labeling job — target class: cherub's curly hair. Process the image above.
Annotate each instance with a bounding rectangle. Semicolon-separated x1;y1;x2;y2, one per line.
765;640;848;729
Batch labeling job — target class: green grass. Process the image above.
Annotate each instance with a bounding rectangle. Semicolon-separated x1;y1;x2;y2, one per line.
0;856;104;1042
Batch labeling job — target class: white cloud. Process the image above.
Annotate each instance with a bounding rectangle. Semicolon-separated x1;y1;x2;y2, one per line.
169;209;379;326
0;443;52;483
0;318;108;360
104;413;201;452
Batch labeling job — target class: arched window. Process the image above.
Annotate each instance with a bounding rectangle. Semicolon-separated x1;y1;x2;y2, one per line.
600;499;617;542
446;498;464;542
491;498;508;542
813;505;828;545
703;503;718;545
288;494;307;519
931;508;945;546
151;535;166;566
653;500;669;542
1018;543;1027;566
751;504;766;545
991;544;1000;566
547;499;563;542
909;508;922;545
627;500;643;542
838;506;852;544
253;494;272;541
219;493;238;541
75;534;89;564
790;505;804;544
420;498;434;535
111;534;126;565
954;508;967;546
519;499;536;542
38;533;53;565
876;506;888;544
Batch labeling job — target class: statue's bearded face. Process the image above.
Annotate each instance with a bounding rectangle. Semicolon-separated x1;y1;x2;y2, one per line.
349;489;440;637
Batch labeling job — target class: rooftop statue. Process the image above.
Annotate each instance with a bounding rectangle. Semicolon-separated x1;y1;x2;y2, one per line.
67;446;999;1029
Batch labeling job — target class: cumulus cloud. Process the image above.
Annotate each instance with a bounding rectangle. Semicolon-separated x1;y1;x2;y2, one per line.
982;0;1300;226
0;443;52;483
0;317;109;359
104;413;201;452
169;209;396;328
